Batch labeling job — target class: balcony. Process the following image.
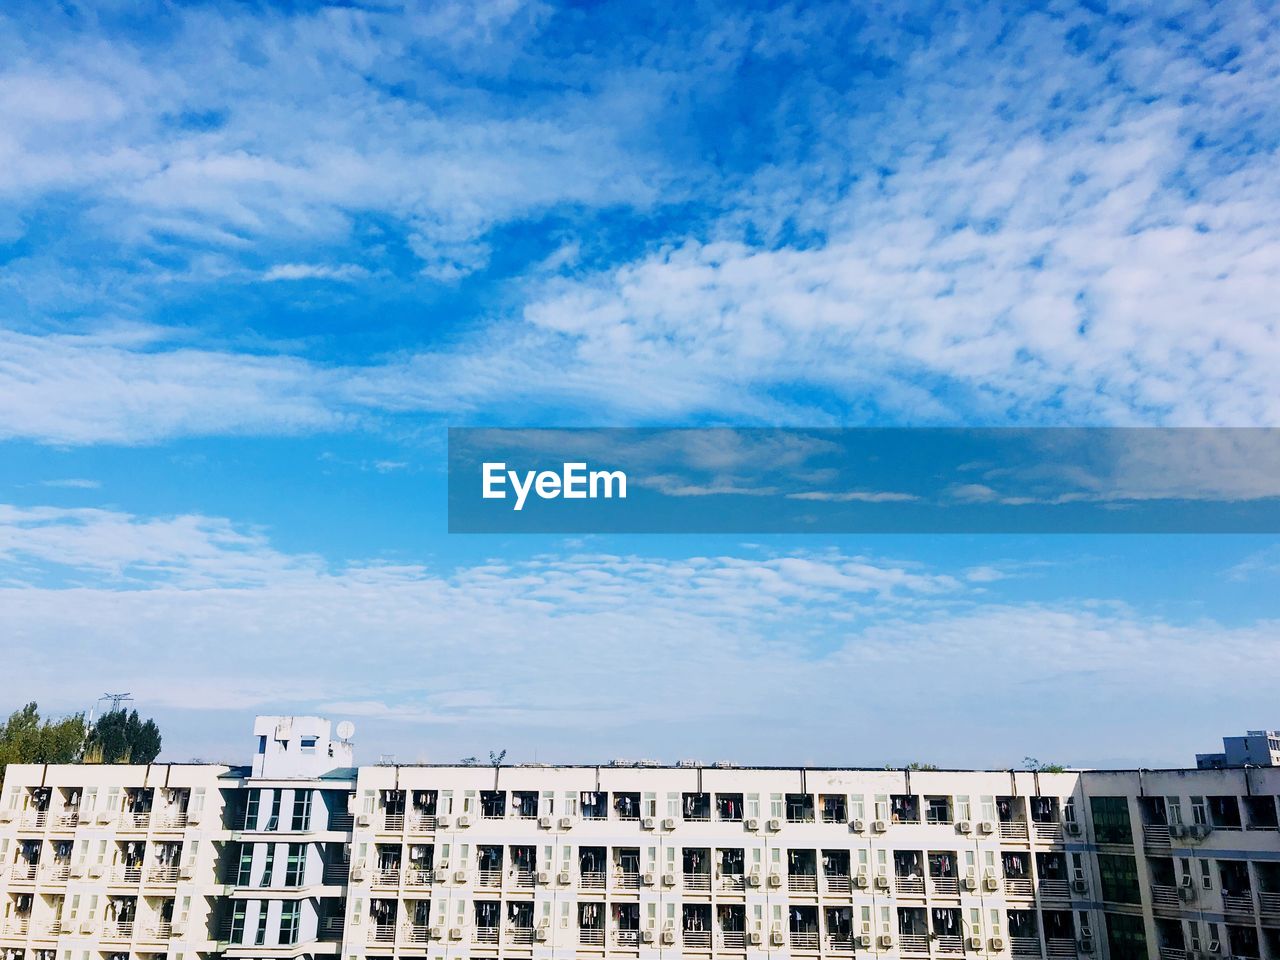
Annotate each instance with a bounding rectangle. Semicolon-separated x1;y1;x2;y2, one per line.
931;876;959;897
1259;891;1280;916
789;931;819;951
1151;885;1182;909
157;814;188;830
895;875;925;897
327;813;355;831
1036;879;1070;901
318;917;345;941
120;812;151;831
683;872;711;892
373;867;402;887
368;924;396;944
1047;939;1078;958
2;919;31;937
113;866;143;884
410;814;437;832
1000;821;1030;841
404;867;433;887
615;870;640;890
824;874;851;895
323;863;351;885
1011;937;1043;957
579;928;605;947
1158;948;1187;960
788;874;817;894
53;813;79;829
579;871;606;891
507;926;534;945
405;925;430;944
825;934;855;953
22;811;49;829
477;869;502;889
615;930;641;948
1222;892;1255;916
899;933;930;956
474;926;499;945
720;874;745;892
6;863;38;882
683;930;712;949
147;866;180;885
32;921;62;939
512;869;537;888
1143;824;1172;847
144;923;174;941
102;921;135;940
1005;878;1034;898
1034;821;1065;843
720;931;746;951
936;935;964;954
382;814;405;832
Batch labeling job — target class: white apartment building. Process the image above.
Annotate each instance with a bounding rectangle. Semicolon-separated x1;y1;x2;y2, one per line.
3;716;1280;960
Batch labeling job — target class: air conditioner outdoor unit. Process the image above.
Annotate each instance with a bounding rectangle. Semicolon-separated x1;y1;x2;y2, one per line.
0;811;12;824
871;819;887;833
70;866;86;878
642;871;656;885
767;873;782;888
170;922;187;936
963;876;979;891
457;815;472;828
770;930;785;946
88;866;104;879
437;815;452;829
855;873;870;889
453;870;467;883
744;817;759;831
350;866;366;881
1079;936;1095;953
662;872;676;886
537;815;552;829
967;936;984;949
874;875;890;890
1170;824;1186;838
552;870;568;885
989;936;1006;950
1065;821;1082;835
81;923;96;935
555;815;572;829
535;927;549;942
180;865;195;879
356;813;372;827
956;820;972;833
748;931;763;946
536;870;550;884
766;817;782;831
1072;879;1087;893
748;872;762;888
642;929;655;944
661;930;676;945
428;926;443;939
97;813;115;825
878;934;894;948
851;818;865;832
186;812;201;826
978;820;995;834
983;875;999;891
1180;886;1197;902
857;933;873;948
662;817;676;830
449;927;463;941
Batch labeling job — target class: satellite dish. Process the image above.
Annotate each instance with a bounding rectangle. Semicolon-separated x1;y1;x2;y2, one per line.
336;721;356;741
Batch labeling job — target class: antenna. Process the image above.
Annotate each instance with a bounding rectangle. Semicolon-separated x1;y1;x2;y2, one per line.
101;693;133;713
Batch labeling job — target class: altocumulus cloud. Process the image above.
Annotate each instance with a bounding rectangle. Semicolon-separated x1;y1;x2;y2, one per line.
0;502;1275;766
0;2;1276;442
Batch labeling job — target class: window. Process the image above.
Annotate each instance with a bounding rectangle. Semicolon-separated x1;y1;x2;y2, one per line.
1191;797;1208;825
956;796;972;820
1096;854;1141;904
1200;860;1213;890
254;902;269;945
1090;797;1133;845
229;903;247;944
1103;911;1147;960
265;792;282;831
257;736;266;755
236;845;253;886
291;792;312;831
279;902;301;944
770;794;784;818
300;737;318;754
285;844;304;886
244;790;261;831
1167;797;1183;825
260;846;276;887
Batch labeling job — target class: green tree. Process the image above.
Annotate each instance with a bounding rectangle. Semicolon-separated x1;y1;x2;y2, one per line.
1024;756;1068;773
0;703;87;778
84;709;162;765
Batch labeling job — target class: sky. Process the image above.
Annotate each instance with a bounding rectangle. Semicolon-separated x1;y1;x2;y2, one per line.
1;0;1278;770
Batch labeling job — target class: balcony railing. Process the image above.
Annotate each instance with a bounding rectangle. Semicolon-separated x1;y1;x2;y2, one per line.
614;870;639;889
684;930;712;949
579;871;606;890
157;813;188;830
474;926;499;945
368;923;396;944
1151;884;1181;909
720;874;745;892
1036;879;1071;900
512;869;536;888
1047;938;1078;958
1034;821;1065;843
1000;821;1030;841
2;920;31;937
788;874;817;894
113;865;143;884
477;869;503;888
1005;878;1034;898
373;867;402;887
147;866;180;884
789;931;819;951
120;812;151;830
936;935;965;954
7;863;38;882
1011;936;1043;957
405;924;430;944
895;875;925;896
1143;824;1171;847
410;814;437;832
931;876;959;897
1222;892;1255;915
826;934;855;953
54;813;80;829
22;811;49;828
684;872;711;892
579;928;604;947
145;922;174;941
33;921;62;939
720;931;746;951
327;813;355;831
616;929;641;947
323;863;351;885
382;814;405;832
507;926;534;944
899;933;930;955
824;874;851;895
102;921;135;940
1259;891;1280;915
1158;948;1187;960
318;917;345;941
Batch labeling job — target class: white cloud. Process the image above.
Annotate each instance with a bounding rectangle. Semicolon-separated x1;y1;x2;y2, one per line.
262;263;370;282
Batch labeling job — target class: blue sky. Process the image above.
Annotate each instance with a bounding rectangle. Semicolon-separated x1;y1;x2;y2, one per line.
1;0;1278;768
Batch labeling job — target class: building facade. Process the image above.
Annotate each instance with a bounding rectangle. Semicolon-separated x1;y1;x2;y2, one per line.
3;716;1280;960
1197;732;1280;771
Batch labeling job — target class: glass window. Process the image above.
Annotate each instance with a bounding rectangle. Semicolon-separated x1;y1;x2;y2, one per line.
1089;797;1133;844
1096;854;1141;904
